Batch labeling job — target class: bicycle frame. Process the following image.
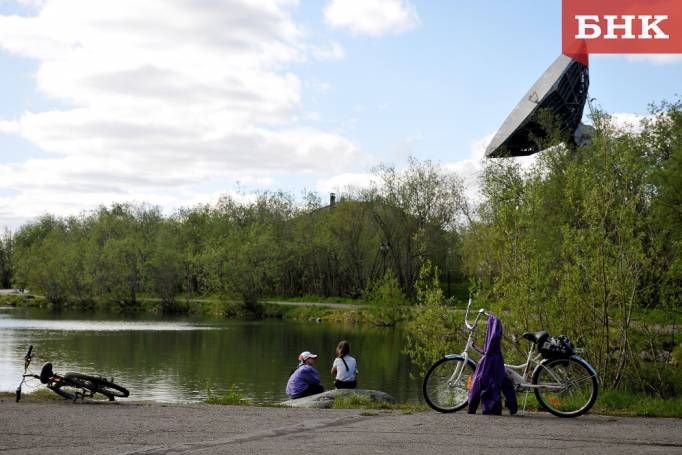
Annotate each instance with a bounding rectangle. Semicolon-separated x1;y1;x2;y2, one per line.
450;299;566;395
16;346;95;402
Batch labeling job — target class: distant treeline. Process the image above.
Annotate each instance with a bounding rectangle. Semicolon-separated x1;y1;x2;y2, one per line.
0;158;465;311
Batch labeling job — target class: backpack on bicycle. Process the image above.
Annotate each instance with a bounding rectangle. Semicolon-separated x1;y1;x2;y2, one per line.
539;335;574;359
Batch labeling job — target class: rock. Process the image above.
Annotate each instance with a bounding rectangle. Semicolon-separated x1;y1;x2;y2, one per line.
279;389;397;409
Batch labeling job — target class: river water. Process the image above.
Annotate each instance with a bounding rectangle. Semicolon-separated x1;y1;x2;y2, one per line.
0;306;422;404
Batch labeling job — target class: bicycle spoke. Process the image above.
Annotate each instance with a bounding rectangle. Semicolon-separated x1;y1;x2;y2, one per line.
533;357;598;417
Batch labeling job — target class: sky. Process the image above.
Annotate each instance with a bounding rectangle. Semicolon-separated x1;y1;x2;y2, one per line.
1;0;681;230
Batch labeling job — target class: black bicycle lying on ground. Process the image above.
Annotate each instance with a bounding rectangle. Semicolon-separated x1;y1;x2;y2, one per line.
16;346;130;402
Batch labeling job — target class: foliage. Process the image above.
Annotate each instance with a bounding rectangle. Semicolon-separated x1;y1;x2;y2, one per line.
404;261;462;374
362;271;408;326
8;159;466;312
0;229;13;288
365;158;465;297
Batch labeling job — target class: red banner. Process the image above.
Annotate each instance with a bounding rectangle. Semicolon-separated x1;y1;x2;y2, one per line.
563;0;682;65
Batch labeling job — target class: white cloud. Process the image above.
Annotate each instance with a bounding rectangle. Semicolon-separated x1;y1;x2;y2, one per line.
324;0;419;37
445;134;493;205
312;42;346;61
316;172;376;196
610;112;648;133
445;133;538;205
0;0;365;228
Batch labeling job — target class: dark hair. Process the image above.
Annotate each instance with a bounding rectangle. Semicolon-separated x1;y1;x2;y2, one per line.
336;340;350;358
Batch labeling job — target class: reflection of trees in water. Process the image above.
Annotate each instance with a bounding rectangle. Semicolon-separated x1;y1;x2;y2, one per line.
3;315;419;403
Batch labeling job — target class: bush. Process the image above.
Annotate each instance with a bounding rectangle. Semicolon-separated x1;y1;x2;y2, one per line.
404;261;463;374
362;272;408;326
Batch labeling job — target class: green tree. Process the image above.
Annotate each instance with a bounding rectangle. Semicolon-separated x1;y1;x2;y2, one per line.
0;229;12;288
366;158;465;296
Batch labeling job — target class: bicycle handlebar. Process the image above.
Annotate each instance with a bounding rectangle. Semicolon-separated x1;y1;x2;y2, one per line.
464;297;473;329
464;297;490;330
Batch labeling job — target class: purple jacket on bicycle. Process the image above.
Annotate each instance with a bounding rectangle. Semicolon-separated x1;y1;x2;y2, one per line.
467;314;517;415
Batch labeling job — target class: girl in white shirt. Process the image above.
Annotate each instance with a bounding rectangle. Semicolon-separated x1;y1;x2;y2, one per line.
331;340;357;389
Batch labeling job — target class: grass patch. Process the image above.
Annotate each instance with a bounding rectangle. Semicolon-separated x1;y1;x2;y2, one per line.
204;386;250;406
592;390;682;418
514;390;682;418
265;295;363;305
1;388;72;402
0;294;45;307
259;302;335;321
626;307;682;326
331;394;428;413
331;394;393;410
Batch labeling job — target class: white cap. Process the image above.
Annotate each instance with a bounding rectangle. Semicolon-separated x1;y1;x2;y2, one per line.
298;351;318;362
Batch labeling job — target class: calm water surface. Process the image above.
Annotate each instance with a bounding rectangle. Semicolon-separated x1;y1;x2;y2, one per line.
0;306;421;404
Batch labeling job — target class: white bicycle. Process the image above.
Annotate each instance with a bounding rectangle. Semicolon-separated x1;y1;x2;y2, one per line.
422;299;598;417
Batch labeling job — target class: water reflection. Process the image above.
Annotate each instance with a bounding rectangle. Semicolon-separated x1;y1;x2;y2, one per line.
0;307;421;404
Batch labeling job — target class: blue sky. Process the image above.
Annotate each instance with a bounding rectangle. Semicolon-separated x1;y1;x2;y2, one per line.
1;0;680;229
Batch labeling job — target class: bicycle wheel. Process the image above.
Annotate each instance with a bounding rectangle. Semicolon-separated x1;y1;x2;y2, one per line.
423;355;476;413
532;356;598;418
64;373;130;399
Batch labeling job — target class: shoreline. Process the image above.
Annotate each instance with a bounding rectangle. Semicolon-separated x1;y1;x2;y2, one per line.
0;291;384;326
3;390;681;419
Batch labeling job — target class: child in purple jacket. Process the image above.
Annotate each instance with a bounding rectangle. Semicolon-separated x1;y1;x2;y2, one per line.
286;351;324;399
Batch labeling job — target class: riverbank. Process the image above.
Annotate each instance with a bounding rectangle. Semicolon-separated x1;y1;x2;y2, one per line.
5;388;682;418
1;399;680;454
0;291;396;326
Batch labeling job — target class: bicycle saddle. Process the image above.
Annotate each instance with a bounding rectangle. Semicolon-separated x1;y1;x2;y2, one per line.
40;362;53;384
522;331;549;345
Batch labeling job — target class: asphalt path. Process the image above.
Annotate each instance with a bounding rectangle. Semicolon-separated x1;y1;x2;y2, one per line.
1;400;680;454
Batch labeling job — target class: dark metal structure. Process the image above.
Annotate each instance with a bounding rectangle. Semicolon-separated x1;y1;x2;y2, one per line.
486;55;590;158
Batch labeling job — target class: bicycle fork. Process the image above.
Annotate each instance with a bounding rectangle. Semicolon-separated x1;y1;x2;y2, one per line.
446;353;469;388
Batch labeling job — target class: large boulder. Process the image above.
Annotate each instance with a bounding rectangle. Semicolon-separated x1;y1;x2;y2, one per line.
280;389;396;409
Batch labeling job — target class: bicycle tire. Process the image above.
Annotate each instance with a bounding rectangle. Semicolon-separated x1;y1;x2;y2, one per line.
64;373;130;399
532;355;598;418
423;355;477;413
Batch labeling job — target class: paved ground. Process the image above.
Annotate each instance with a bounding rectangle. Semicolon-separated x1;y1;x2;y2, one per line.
1;400;680;454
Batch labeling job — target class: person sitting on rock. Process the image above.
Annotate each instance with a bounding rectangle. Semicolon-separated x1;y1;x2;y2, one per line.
286;351;324;399
331;340;357;389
